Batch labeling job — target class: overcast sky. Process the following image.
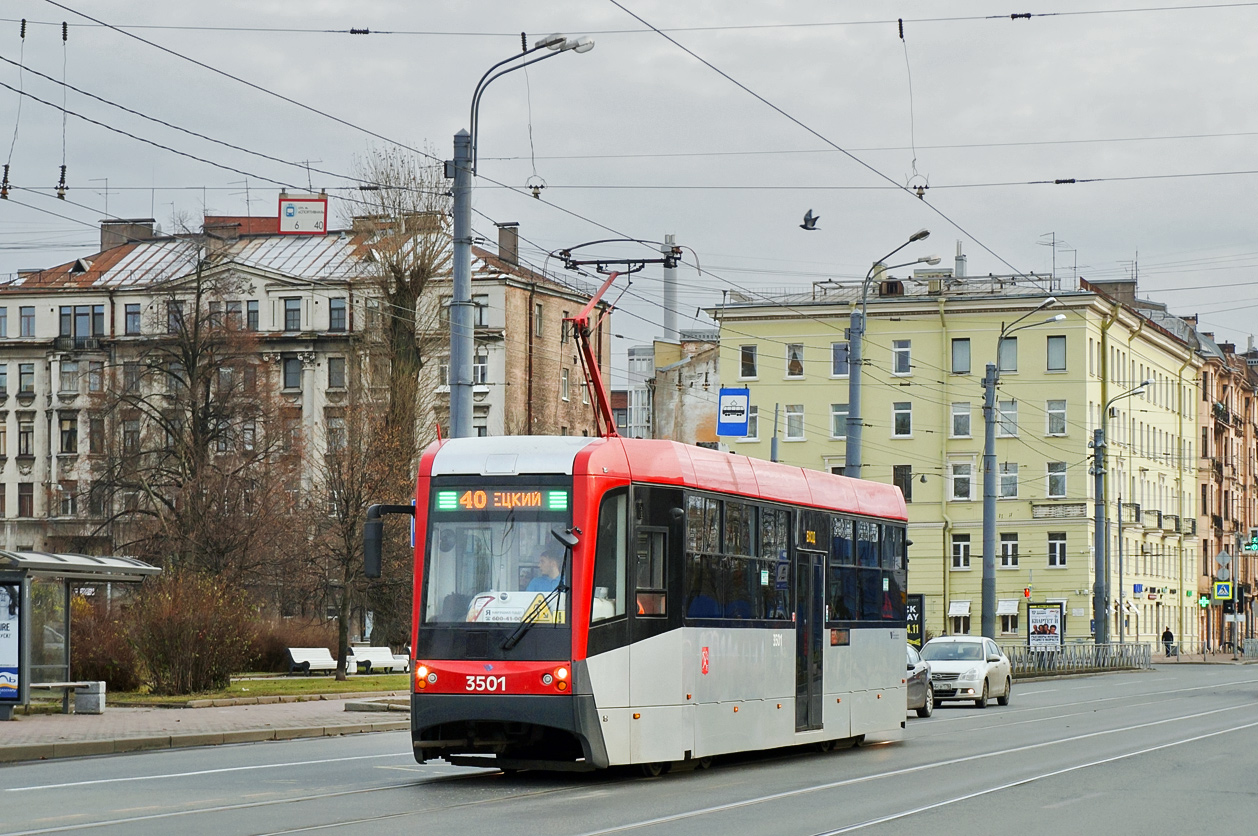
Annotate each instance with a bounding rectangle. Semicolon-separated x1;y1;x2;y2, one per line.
3;1;1257;386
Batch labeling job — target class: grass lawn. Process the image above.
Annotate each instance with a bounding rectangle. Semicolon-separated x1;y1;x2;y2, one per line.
106;673;411;706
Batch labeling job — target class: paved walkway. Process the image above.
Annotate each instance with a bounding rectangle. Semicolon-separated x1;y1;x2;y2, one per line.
0;692;409;764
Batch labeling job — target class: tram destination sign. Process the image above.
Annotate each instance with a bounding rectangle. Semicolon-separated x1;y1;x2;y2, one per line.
435;489;569;512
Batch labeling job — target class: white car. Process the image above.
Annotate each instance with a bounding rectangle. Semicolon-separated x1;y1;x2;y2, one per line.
920;636;1012;709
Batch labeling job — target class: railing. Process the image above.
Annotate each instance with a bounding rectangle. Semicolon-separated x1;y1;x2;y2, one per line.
1000;642;1151;675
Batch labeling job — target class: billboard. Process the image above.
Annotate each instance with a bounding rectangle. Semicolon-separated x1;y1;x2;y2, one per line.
278;195;328;235
905;594;924;648
1028;602;1063;650
0;582;19;702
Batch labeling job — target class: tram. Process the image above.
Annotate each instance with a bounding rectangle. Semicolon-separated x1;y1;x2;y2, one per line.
363;258;909;773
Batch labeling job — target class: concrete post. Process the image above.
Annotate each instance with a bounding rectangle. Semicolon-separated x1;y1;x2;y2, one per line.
450;129;473;438
1094;428;1109;644
981;362;998;639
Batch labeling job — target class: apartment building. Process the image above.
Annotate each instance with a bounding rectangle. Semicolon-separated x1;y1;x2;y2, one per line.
711;267;1202;650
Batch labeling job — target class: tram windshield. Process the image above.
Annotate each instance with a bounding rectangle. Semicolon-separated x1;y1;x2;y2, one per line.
424;485;572;626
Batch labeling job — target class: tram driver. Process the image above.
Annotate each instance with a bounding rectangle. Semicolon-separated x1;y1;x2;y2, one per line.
525;545;563;593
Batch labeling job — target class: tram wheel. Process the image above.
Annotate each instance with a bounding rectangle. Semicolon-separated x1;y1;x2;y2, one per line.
640;762;669;777
697;756;714;770
816;739;835;753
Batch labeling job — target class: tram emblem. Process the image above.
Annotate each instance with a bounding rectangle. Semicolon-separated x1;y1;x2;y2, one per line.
701;646;710;675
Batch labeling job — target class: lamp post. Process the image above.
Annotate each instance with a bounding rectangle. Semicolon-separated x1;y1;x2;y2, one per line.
845;229;934;478
1094;379;1151;645
448;34;594;438
980;299;1066;638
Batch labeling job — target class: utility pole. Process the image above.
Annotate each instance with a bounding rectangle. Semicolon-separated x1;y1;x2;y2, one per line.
981;363;999;639
1093;428;1109;644
449;129;473;438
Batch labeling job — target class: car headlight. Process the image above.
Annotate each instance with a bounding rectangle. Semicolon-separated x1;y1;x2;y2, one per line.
959;667;983;681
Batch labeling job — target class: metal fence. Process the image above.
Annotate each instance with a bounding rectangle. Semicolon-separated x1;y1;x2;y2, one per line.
1000;642;1152;676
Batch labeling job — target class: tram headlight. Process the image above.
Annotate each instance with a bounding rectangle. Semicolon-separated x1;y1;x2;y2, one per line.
415;665;429;690
542;673;554;685
555;667;569;681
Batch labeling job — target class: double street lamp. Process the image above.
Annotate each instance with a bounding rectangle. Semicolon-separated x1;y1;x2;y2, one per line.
448;34;594;438
980;299;1066;638
845;229;937;478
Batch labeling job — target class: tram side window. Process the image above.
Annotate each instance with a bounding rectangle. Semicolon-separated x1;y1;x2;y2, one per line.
762;507;791;619
827;516;858;621
592;489;628;623
856;520;880;567
686;494;720;553
635;529;667;616
882;525;904;570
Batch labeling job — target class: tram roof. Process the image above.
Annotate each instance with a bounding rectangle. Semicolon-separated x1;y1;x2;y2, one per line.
425;436;906;521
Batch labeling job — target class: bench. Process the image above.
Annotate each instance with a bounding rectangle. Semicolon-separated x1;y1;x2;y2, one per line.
348;646;403;674
29;681;104;714
287;647;338;675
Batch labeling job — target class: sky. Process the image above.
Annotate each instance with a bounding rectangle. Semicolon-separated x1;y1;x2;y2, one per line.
3;1;1258;389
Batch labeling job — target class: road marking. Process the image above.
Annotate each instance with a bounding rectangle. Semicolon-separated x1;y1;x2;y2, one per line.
1012;688;1056;695
4;752;412;792
572;702;1257;836
815;718;1258;834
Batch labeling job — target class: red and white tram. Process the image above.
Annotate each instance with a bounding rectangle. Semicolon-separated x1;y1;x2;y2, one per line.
372;434;909;772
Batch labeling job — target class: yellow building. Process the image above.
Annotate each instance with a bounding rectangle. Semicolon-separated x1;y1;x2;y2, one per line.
711;270;1201;650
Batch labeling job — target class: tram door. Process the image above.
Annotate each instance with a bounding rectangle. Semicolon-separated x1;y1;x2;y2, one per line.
795;547;825;731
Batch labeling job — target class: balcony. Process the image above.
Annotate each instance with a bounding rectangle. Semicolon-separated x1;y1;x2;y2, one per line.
1163;514;1180;533
1031;502;1087;520
1212;514;1224;532
1142;509;1162;531
1186;518;1197;535
53;336;104;352
1120;503;1141;525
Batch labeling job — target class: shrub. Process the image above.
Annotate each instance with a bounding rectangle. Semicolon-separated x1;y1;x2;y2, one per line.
249;618;338;673
70;595;145;692
127;570;257;695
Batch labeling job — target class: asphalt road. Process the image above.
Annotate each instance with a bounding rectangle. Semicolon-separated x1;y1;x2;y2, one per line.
2;664;1257;836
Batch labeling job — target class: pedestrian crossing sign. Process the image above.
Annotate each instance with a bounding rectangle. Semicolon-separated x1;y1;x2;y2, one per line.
1214;581;1233;600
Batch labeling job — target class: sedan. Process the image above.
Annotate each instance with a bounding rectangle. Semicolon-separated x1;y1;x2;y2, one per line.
906;644;933;718
920;636;1012;708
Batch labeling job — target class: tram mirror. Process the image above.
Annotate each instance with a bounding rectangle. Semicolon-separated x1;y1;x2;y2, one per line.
552;528;579;549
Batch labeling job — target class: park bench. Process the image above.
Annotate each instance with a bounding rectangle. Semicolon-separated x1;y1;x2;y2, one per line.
287;647;337;675
28;681;104;714
348;646;403;674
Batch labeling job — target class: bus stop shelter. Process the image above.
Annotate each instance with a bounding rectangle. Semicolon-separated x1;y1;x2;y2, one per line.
1;551;160;720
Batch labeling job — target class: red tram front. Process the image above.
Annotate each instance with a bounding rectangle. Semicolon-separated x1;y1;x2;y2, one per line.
398;434;909;773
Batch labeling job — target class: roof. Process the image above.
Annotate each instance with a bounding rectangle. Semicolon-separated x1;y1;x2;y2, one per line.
0;551;161;582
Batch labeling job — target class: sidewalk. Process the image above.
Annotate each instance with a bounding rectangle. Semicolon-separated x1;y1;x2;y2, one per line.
0;691;410;764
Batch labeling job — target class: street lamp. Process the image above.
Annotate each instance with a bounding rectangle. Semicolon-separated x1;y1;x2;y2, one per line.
1094;378;1151;645
845;228;933;478
448;34;594;438
980;298;1066;638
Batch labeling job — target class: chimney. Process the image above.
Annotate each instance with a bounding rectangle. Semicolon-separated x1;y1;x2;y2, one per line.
954;240;967;278
496;221;519;265
100;218;156;252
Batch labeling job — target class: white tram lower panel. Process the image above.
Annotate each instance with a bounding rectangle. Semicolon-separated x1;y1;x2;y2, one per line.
583;626;905;765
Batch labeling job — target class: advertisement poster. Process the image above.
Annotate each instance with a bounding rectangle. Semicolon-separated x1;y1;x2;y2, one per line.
1027;602;1063;650
905;594;924;648
0;583;18;702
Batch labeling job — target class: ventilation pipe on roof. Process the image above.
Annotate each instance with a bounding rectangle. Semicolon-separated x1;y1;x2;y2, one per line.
955;241;966;278
496;221;519;265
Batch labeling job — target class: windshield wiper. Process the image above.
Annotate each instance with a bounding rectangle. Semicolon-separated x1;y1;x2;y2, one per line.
501;527;579;651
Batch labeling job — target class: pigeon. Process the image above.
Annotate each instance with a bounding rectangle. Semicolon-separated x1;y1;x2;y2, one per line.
800;209;819;230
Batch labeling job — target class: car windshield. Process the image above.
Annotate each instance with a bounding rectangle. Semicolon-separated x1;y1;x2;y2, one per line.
424;485;572;625
921;641;984;662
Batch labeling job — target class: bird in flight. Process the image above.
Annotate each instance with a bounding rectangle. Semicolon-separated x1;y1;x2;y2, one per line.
800;209;819;230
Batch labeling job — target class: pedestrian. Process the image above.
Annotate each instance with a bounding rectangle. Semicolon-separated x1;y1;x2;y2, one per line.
1162;626;1174;657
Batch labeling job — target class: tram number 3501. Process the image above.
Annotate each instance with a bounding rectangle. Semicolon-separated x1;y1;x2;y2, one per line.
466;675;507;692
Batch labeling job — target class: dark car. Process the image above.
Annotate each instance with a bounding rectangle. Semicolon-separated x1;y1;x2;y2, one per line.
907;644;933;718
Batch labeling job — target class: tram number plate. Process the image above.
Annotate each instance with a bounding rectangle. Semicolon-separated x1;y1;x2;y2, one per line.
466;675;507;692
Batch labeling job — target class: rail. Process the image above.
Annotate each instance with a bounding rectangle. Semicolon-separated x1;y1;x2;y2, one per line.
999;642;1151;676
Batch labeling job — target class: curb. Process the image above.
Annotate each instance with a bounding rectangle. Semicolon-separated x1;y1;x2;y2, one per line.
0;719;409;764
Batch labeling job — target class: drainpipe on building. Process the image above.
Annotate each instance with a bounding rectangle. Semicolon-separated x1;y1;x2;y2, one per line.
1175;346;1196;650
526;283;536;434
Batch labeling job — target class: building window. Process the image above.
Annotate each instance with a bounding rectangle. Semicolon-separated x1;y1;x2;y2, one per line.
950;463;972;501
0;364;6;394
831;342;849;376
786;343;804;377
998;336;1017;372
998;400;1018;436
785;404;804;440
282;357;302;390
1001;614;1019;634
952;338;971;374
893;464;913;503
952;534;971;569
472;294;489;328
327;357;346;389
1048;533;1067;567
329;298;347;331
18;363;34;394
1047;335;1066;371
225;300;242;329
0;306;6;337
1047;462;1067;498
60;416;78;453
740;345;757;378
18;420;34;456
59;361;79;393
560;311;570;343
123;303;141;335
60;305;104;339
167;301;184;333
1000;533;1019;567
18;483;33;517
534;303;543;337
892;340;912;375
89;417;104;454
560;368;570;401
0;424;5;456
1046;399;1067;435
123;362;141;392
283;298;301;331
59;482;78;516
247;300;259;331
88;361;103;393
473;354;488;385
999;462;1018;498
951;402;971;437
20;306;35;337
892;401;912;437
951;615;971;635
746;405;759;440
830;403;848;439
326;415;347;452
123;418;140;453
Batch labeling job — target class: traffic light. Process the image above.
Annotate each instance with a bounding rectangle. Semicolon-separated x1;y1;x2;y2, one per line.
1023;587;1031;598
1224;599;1236;614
